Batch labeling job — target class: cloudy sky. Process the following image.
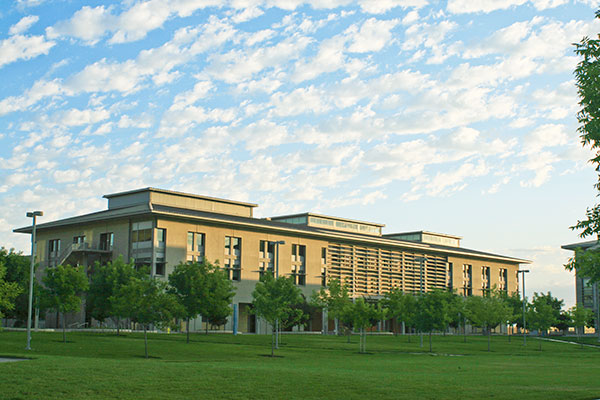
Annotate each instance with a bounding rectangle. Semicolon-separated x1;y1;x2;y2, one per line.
2;0;599;307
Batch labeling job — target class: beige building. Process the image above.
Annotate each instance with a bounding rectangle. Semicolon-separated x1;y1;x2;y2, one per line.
15;187;529;333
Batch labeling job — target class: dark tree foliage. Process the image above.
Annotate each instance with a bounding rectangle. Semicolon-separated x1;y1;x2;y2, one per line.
567;10;600;284
0;248;32;324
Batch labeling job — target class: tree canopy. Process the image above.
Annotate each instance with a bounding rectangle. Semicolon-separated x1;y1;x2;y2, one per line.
40;264;89;343
252;274;304;356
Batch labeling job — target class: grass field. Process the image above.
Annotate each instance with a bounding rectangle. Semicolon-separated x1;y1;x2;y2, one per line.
1;330;599;399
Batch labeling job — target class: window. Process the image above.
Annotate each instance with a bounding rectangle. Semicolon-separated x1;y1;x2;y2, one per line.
155;262;166;276
225;258;241;281
482;266;491;294
291;244;306;286
48;239;61;266
446;262;453;289
462;264;472;296
321;247;327;265
73;236;85;245
187;232;205;263
259;241;274;277
321;267;327;287
499;268;508;292
157;229;166;246
132;228;151;243
100;233;114;251
224;236;241;280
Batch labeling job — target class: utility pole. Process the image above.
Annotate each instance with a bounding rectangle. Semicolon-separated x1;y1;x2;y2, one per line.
517;270;529;346
26;211;43;350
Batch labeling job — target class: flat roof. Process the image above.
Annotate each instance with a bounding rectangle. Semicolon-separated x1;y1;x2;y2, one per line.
13;201;529;265
561;240;600;251
103;187;258;208
384;230;463;240
270;212;386;227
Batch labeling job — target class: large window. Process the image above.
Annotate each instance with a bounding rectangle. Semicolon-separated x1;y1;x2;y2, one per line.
446;262;453;289
48;239;61;266
100;232;114;251
187;232;205;263
499;268;508;292
482;266;490;294
258;240;274;277
291;244;306;286
462;264;472;296
224;236;241;281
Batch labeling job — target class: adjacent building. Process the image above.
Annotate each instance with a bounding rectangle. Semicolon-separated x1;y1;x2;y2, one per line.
561;240;600;333
15;187;530;333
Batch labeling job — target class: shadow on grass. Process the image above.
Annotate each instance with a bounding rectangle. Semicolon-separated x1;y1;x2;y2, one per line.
133;355;162;360
258;354;284;358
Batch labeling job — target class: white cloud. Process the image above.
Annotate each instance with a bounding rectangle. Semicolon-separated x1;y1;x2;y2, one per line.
447;0;527;14
347;18;399;53
292;35;346;82
358;0;428;14
0;34;55;68
46;5;115;45
269;86;331;116
9;15;39;35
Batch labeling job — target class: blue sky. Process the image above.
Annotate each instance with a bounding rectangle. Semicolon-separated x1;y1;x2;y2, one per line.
1;0;599;307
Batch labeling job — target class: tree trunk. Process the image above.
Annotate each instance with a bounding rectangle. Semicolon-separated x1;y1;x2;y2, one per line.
488;330;491;352
116;317;120;336
205;320;209;335
62;312;66;343
429;331;432;353
144;324;148;359
271;328;275;357
186;318;190;344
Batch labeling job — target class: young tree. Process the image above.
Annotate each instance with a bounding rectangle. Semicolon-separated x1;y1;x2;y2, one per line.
201;264;235;334
528;293;558;351
465;290;511;351
111;275;183;358
252;274;304;356
0;248;30;324
311;278;352;335
40;264;89;343
350;297;378;354
416;290;450;352
569;304;593;345
382;288;415;335
168;261;208;342
87;256;140;335
0;260;22;324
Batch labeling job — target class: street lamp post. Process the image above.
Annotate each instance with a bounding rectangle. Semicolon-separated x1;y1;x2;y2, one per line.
26;211;43;351
415;256;426;348
271;240;285;349
517;269;529;346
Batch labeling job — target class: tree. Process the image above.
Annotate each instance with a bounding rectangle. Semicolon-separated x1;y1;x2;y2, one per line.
87;256;140;335
40;264;89;343
382;288;415;336
465;290;511;351
311;278;352;335
528;293;558;351
111;274;183;358
252;274;304;356
566;9;600;292
168;261;208;342
0;260;22;323
350;297;378;354
569;304;593;345
201;264;235;333
0;247;32;325
416;290;451;352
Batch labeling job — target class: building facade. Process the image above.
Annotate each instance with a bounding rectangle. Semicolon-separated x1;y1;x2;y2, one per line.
561;240;600;333
15;187;529;333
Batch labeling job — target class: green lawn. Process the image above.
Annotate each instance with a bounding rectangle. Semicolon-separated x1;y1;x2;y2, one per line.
1;331;599;399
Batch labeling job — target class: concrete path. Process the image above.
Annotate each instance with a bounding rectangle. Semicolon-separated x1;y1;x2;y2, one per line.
0;357;28;363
